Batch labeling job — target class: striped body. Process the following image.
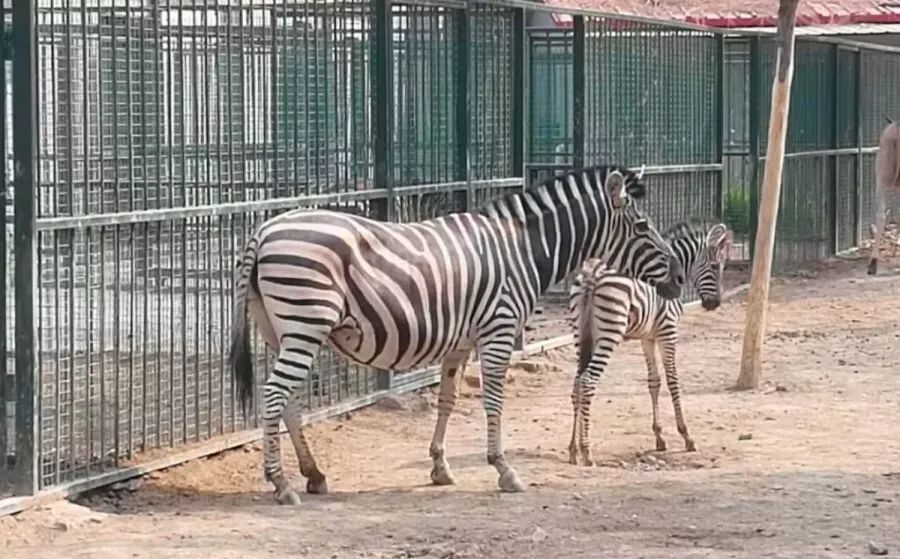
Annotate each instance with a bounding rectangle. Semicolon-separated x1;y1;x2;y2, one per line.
230;165;686;504
567;219;731;465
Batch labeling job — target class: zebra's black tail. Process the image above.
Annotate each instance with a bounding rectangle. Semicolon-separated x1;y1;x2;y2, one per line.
230;236;259;418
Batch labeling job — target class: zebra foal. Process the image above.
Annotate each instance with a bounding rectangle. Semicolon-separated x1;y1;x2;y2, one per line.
230;165;686;505
567;219;732;465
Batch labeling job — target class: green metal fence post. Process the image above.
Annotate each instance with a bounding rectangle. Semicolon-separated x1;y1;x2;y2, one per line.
373;0;393;390
12;0;38;495
511;7;525;181
830;44;840;255
511;7;526;353
747;36;761;260
0;0;8;487
572;15;585;168
372;0;393;224
716;34;726;219
456;4;471;208
855;49;863;247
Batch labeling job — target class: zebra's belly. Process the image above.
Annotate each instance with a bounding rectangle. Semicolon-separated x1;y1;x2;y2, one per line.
326;326;476;372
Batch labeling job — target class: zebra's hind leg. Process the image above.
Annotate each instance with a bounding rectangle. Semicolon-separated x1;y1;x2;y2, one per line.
479;331;525;492
568;374;583;465
641;338;667;452
284;398;329;495
428;350;471;486
576;329;625;466
659;336;696;452
262;332;332;505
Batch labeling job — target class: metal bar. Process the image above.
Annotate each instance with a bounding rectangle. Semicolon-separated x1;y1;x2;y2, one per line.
525;162;724;174
511;7;525;179
371;0;392;221
455;3;470;204
34;178;522;232
757;146;878;160
747;36;761;261
854;49;863;247
716;34;726;219
0;0;8;481
12;0;38;496
572;15;585;168
830;44;839;255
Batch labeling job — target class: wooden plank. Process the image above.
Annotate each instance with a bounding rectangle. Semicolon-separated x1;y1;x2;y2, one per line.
0;281;751;517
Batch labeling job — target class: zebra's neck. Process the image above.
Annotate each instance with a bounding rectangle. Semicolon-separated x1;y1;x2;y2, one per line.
479;171;611;295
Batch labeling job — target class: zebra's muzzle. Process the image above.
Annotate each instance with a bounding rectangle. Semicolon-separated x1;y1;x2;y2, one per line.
701;297;720;311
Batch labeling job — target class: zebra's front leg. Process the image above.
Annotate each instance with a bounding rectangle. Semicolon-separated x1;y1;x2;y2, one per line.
428;350;470;486
659;336;696;452
284;397;329;495
479;334;524;493
641;338;666;452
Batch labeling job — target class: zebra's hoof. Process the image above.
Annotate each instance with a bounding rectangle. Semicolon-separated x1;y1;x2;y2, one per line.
430;465;456;486
685;440;697;452
498;470;525;493
656;439;667;452
275;487;302;506
868;259;878;275
567;452;578;466
306;474;329;495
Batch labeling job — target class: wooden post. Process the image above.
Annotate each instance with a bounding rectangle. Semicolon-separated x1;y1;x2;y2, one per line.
736;0;800;390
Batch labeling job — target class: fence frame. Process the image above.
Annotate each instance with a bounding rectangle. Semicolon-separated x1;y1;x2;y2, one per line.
5;0;900;502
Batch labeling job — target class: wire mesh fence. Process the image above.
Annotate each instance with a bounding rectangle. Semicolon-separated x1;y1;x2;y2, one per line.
5;0;900;498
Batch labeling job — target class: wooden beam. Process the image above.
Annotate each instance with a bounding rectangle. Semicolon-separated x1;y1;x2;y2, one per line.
737;0;801;390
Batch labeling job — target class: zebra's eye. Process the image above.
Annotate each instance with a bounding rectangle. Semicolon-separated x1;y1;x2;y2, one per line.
635;220;650;233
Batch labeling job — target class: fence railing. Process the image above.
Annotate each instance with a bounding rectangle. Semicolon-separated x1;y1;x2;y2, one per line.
3;0;900;500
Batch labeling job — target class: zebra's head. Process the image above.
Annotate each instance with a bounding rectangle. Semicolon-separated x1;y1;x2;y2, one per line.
694;223;732;310
599;166;684;300
666;220;733;310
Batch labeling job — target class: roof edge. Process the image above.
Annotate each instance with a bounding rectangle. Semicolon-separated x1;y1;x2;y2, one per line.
685;12;900;29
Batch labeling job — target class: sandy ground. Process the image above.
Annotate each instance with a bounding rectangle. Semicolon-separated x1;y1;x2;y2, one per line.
2;255;900;559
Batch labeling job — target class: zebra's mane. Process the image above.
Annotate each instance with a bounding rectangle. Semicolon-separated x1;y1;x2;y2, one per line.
475;165;647;219
662;217;720;246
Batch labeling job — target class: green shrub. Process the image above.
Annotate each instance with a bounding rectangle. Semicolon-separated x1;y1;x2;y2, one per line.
724;187;751;236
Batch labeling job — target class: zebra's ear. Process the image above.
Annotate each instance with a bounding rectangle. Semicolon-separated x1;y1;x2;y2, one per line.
624;165;647;200
604;170;626;208
707;224;733;260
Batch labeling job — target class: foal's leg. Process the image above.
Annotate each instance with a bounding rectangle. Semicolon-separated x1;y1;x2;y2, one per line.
428;349;471;486
575;336;623;467
568;373;583;465
659;335;696;452
641;338;666;451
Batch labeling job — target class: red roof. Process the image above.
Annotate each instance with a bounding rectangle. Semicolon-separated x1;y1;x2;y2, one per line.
543;0;900;28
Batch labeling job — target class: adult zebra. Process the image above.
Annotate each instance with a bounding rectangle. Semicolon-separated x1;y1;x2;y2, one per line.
566;218;731;466
230;165;685;505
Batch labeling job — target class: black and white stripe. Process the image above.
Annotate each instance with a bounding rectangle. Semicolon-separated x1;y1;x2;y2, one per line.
230;165;685;505
566;218;732;465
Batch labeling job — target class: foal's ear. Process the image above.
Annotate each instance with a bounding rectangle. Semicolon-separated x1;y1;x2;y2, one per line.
604;170;626;208
707;223;733;260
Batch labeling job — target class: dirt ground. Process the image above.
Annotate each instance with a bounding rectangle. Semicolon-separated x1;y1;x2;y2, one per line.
3;255;900;559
